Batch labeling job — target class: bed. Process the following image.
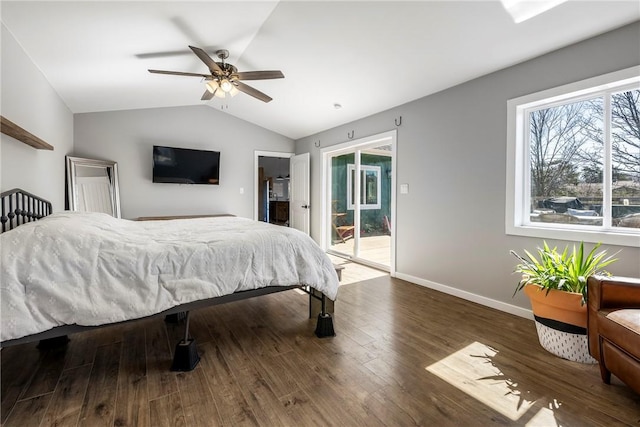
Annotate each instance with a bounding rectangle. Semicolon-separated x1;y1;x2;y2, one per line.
0;188;339;370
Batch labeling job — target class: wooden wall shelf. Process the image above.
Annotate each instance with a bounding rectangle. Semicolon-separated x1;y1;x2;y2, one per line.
0;116;54;150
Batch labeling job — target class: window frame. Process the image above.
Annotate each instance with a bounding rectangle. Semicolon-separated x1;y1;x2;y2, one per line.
506;66;640;248
347;163;382;210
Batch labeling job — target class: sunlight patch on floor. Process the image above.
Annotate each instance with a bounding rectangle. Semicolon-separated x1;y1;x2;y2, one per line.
425;341;558;424
526;405;562;427
327;254;388;285
329;235;391;267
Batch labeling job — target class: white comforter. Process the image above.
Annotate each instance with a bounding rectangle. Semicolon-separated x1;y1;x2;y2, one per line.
1;212;339;342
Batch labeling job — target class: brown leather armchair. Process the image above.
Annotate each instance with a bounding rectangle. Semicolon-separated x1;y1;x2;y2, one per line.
587;275;640;394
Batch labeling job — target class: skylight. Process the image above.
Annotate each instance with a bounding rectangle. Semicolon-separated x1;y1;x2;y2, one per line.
501;0;568;23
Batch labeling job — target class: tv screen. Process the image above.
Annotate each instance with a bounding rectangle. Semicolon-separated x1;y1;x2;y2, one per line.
153;146;220;185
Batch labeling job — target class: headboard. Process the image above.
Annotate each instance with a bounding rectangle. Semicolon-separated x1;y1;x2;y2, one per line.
0;188;52;233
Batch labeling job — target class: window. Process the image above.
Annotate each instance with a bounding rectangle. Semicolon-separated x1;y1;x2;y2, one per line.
506;66;640;247
347;164;381;210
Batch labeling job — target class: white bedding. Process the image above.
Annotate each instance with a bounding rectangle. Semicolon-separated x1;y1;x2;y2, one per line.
1;212;339;342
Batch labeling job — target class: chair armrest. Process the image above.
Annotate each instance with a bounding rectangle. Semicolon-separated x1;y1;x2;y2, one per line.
588;275;640;310
587;275;640;359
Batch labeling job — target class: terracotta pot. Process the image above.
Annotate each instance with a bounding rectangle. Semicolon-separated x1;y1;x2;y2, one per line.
523;283;586;328
523;283;595;363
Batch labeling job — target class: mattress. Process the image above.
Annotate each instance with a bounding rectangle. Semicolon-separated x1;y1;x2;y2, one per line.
0;212;338;342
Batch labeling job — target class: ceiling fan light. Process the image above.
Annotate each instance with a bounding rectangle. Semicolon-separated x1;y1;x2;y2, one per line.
220;78;233;92
205;80;217;94
151;46;280;104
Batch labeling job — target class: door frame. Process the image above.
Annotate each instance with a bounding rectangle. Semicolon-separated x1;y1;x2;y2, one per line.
253;150;293;221
321;130;397;276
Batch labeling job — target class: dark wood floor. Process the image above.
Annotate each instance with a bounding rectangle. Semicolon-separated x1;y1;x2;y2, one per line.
2;266;639;426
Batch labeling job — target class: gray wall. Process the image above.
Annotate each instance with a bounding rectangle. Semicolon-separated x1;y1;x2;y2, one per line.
296;22;640;313
74;106;294;219
0;24;74;210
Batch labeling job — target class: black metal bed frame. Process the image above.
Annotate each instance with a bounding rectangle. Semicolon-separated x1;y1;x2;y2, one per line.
0;188;52;232
0;188;335;371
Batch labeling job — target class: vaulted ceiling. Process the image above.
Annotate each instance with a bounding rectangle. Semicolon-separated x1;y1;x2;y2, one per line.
2;1;638;139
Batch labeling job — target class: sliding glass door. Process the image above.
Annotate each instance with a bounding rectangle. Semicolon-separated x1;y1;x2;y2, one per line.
327;136;394;271
356;143;392;268
330;152;356;257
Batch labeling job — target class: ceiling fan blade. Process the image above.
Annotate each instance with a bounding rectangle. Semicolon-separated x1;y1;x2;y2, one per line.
235;70;284;80
234;81;273;103
189;45;223;74
149;69;210;78
201;90;215;101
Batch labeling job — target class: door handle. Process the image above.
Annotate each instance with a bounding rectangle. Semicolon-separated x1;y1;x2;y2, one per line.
301;204;310;209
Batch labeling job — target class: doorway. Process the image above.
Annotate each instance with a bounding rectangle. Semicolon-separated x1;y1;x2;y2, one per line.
322;130;396;273
255;152;292;226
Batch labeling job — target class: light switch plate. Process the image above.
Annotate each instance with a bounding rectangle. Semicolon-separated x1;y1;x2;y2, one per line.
400;184;409;194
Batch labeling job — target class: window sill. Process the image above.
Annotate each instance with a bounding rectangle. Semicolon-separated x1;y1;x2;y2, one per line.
506;223;640;248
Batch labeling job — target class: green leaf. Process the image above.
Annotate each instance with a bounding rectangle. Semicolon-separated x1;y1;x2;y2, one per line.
511;240;619;297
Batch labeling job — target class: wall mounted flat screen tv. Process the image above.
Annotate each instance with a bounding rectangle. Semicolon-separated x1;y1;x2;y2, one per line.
153;145;220;185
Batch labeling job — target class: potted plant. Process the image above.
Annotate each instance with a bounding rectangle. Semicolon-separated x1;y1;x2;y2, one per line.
511;241;618;363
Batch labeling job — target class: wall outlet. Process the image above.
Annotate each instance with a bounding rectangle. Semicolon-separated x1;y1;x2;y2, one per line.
239;187;244;194
400;183;409;194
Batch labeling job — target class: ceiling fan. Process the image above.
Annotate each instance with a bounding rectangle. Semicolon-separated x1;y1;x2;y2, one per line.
148;46;284;103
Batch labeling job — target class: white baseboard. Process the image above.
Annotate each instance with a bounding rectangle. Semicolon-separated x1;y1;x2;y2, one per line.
394;272;534;320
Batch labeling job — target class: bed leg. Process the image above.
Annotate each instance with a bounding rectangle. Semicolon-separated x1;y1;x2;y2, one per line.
164;312;187;323
170;311;200;371
314;294;336;338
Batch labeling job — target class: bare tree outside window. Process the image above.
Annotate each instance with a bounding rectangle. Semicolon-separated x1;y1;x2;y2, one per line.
581;90;640;182
509;71;640;244
529;102;594;197
612;90;640;181
529;99;603;225
527;90;640;228
611;90;640;228
579;90;640;227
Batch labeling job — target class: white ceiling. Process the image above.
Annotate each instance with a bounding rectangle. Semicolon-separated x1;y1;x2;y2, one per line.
2;1;639;140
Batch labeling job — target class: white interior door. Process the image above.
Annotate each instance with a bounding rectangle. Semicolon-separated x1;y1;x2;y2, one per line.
290;153;310;234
